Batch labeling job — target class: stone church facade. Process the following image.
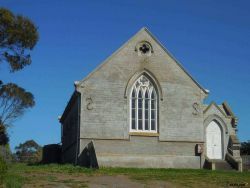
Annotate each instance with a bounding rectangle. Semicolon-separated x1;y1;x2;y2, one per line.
59;28;242;171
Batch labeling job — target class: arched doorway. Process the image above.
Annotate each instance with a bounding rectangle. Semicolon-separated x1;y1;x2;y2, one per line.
206;121;222;159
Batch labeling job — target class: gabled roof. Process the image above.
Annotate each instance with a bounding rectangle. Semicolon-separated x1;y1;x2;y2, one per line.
78;27;208;95
222;101;236;117
203;101;228;118
142;27;208;94
204;101;238;128
222;101;238;127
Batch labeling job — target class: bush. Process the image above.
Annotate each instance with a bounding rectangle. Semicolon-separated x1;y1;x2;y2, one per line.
0;125;9;145
0;145;13;164
15;140;42;164
0;155;8;183
241;141;250;155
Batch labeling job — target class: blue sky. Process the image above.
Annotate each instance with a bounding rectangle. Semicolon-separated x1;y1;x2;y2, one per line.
1;0;250;150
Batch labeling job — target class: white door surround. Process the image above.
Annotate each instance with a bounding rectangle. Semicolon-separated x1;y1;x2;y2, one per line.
206;121;223;159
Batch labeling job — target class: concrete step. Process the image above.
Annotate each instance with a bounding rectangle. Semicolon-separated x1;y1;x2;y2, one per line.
215;160;235;171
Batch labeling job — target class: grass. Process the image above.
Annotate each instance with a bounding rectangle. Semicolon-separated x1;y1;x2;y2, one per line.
2;168;24;188
1;163;250;188
99;167;250;187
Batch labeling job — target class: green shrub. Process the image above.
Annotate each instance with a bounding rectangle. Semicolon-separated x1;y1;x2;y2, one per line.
0;155;8;183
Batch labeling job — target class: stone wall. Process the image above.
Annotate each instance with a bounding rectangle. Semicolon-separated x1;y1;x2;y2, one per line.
78;28;206;142
57;28;241;169
75;28;207;168
79;138;201;168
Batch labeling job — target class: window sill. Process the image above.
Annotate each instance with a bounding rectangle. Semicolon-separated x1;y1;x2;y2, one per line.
129;132;159;137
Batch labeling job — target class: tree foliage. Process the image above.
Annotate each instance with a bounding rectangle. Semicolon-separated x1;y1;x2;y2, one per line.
241;141;250;155
0;81;35;128
0;8;38;146
0;8;38;72
15;140;42;163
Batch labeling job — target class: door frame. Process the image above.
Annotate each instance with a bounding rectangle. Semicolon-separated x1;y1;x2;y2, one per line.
204;115;228;160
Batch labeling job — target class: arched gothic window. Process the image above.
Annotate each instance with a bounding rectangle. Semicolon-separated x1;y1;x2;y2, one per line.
130;75;157;133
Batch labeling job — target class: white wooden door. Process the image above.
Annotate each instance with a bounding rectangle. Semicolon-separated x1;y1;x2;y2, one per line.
206;121;222;159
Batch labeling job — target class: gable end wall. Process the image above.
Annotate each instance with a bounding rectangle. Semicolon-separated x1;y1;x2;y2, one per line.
78;30;205;143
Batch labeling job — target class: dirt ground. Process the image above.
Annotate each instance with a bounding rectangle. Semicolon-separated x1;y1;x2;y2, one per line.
7;164;248;188
22;172;180;188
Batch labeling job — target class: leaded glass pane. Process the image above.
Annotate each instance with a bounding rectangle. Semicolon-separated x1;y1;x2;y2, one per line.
145;98;149;108
145;90;149;99
138;108;142;119
151;100;155;109
132;109;136;118
132;119;136;129
138;99;142;109
151;109;155;119
151;120;155;130
145;120;149;130
132;99;135;108
145;109;148;119
138;120;143;130
151;90;155;99
132;89;136;98
138;90;142;98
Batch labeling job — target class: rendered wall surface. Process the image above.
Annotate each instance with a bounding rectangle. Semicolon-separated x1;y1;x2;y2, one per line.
60;28;239;169
76;29;207;168
78;29;206;146
79;138;201;168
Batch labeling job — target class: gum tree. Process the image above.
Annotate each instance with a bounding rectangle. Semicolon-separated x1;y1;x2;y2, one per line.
0;8;38;145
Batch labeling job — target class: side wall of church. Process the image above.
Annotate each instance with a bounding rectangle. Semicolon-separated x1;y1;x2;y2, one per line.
61;97;79;164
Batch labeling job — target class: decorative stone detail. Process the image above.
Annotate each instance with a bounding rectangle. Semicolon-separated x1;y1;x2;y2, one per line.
86;97;93;110
139;43;150;54
135;75;153;90
135;41;153;56
192;102;200;116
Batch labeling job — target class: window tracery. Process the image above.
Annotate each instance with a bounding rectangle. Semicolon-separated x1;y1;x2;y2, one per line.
130;75;157;132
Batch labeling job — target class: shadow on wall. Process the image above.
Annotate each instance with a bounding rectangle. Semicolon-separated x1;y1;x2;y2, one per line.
78;141;98;168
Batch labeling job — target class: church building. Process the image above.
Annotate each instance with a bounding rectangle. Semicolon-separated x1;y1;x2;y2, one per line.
59;28;242;171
